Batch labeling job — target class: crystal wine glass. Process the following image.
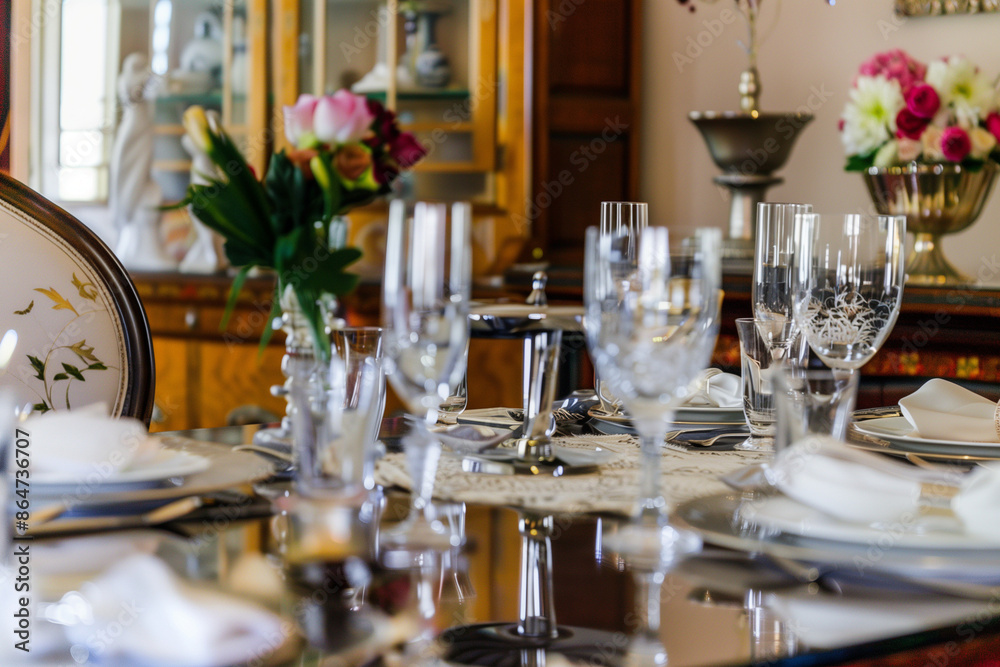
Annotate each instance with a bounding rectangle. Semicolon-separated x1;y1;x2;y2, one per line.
584;225;722;561
753;202;812;365
381;200;472;550
595;201;649;414
791;212;906;372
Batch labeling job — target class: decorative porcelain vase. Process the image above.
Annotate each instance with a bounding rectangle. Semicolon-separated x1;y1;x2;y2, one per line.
863;162;999;285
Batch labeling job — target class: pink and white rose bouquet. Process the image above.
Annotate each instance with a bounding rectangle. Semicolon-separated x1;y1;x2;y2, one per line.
841;50;1000;171
178;89;427;359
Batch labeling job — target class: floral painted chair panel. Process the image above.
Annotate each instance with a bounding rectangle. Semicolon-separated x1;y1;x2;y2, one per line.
0;175;154;424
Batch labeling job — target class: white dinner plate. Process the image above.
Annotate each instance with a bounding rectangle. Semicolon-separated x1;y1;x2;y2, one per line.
674;492;1000;584
745;494;1000;550
853;416;1000;457
30;449;212;494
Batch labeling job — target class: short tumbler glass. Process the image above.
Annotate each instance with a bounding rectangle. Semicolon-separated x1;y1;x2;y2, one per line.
774;368;860;451
735;317;801;446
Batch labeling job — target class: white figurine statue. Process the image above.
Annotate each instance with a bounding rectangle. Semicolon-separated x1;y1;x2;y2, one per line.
109;53;177;271
179;120;223;274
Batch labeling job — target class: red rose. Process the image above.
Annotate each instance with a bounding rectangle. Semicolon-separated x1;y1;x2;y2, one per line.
895;109;928;141
986;112;1000;143
906;84;940;119
941;126;972;162
390;132;428;168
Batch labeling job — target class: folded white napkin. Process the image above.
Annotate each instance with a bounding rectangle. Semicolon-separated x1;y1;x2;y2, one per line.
769;437;1000;541
28;403;160;478
681;368;741;408
899;378;1000;442
56;554;287;666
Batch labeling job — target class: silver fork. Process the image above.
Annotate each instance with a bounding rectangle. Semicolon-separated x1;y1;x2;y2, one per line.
683;433;748;447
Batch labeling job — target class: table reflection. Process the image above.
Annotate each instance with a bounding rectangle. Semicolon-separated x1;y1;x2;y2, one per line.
9;423;1000;666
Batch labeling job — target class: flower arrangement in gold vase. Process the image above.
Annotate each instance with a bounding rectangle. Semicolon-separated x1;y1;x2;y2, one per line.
840;49;1000;170
178;90;427;359
840;50;1000;284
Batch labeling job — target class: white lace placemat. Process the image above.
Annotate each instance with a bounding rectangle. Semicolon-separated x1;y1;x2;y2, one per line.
374;434;769;517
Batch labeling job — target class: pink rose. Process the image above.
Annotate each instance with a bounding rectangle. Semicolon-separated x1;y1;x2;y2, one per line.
986;112;1000;143
895;109;928;140
283;94;319;148
906;84;940;119
941;126;972;162
897;137;922;162
857;49;927;95
314;90;376;145
921;126;945;161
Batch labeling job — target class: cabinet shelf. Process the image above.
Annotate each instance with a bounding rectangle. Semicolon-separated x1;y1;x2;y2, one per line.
360;88;471;102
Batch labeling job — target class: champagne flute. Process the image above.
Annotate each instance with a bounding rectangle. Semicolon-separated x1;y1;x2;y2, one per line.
791;212;906;372
585;225;722;562
753;202;811;365
595;201;649;414
381;200;472;550
753;202;812;326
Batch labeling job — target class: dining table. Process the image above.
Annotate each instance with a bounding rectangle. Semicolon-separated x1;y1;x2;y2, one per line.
13;417;1000;667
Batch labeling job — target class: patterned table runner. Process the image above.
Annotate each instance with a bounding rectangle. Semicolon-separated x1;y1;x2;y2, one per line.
374;434;769;517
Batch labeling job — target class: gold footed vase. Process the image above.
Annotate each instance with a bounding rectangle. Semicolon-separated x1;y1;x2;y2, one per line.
863;162;999;285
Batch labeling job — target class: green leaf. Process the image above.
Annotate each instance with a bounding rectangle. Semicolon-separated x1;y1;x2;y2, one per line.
68;340;98;362
220;265;253;331
273;228;305;275
61;363;86;381
257;291;282;359
72;273;98;300
221;238;269;269
32;402;50;414
34;287;78;316
53;373;69;381
27;355;45;380
293;285;331;362
14;300;33;315
845;152;875;172
87;362;107;371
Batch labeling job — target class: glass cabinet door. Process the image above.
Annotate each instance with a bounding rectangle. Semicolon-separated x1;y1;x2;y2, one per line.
26;0;269;204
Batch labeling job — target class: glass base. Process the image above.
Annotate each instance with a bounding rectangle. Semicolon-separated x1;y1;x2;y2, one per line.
734;436;774;452
440;623;625;665
379;514;459;558
601;521;702;572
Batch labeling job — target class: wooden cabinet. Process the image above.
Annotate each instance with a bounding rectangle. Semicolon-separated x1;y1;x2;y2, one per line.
135;272;529;431
133;272;288;432
525;0;644;266
716;272;1000;408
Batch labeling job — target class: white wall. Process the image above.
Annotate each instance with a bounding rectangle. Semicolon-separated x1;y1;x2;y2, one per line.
641;0;1000;279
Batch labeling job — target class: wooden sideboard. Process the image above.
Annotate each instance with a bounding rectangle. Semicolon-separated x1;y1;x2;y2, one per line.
717;271;1000;408
131;272;526;432
133;269;1000;431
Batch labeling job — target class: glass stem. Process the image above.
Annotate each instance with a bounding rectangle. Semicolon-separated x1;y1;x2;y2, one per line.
637;431;667;525
406;419;441;521
635;569;665;638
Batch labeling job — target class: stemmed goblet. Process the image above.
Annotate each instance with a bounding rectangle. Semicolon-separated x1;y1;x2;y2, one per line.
753;202;812;365
791;212;906;373
595;201;649;415
381;200;472;551
585;225;722;562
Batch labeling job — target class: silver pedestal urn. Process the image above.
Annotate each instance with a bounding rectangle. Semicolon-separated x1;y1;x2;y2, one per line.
689;68;813;258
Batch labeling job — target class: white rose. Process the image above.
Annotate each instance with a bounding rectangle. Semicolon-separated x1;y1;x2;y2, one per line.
969;127;998;160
